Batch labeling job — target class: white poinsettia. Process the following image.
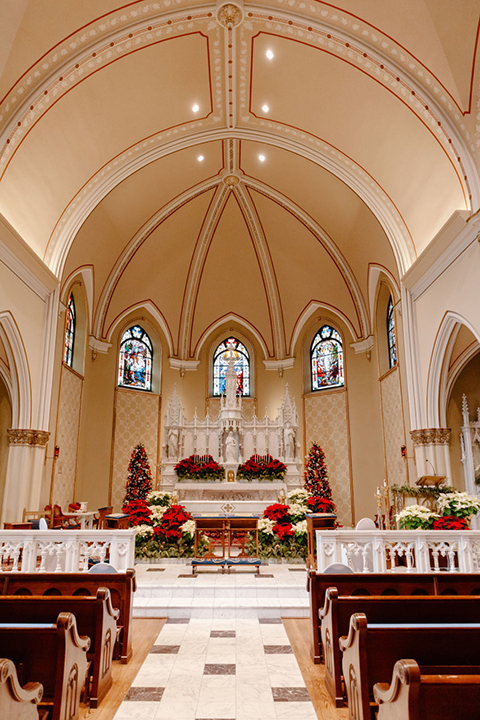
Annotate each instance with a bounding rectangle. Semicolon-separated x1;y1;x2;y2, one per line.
436;491;480;519
288;502;307;518
395;504;439;530
259;518;275;535
135;524;154;538
292;520;307;534
149;505;168;520
180;519;196;537
287;488;309;506
147;490;173;506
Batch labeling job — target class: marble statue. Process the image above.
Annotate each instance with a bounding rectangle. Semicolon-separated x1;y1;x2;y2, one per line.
284;425;295;460
225;430;237;463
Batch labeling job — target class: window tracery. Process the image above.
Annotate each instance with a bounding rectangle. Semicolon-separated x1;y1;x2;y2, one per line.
213;337;250;396
118;325;153;391
63;294;75;367
311;325;344;391
387;297;397;368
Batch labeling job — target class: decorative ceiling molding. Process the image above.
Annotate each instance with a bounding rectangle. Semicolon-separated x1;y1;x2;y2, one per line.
234;181;286;358
193;311;270;361
47;127;415;278
244;177;369;342
94;177;219;341
178;182;231;359
169;358;201;377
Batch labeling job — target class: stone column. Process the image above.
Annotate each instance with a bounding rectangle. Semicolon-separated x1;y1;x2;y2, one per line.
1;429;50;522
410;428;452;484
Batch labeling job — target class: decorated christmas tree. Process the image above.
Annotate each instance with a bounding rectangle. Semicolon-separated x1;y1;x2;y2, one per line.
304;443;336;512
123;443;153;507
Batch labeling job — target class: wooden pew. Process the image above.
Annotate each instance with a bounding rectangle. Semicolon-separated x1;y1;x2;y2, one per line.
340;613;480;720
320;588;480;707
0;657;43;720
0;568;136;663
0;612;90;720
374;659;480;720
307;570;480;664
0;589;119;708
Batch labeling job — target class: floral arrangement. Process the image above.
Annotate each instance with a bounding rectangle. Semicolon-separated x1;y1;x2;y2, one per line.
127;490;206;558
433;516;470;531
174;455;224;482
236;455;287;481
306;496;336;514
395;504;439;530
435;491;480;520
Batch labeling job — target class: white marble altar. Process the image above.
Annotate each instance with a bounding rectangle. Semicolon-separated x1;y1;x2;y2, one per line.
161;347;302;491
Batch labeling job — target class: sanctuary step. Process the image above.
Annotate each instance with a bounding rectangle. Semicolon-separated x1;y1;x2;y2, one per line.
133;562;310;619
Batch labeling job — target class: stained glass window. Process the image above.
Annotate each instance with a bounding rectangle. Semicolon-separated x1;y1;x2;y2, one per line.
213;337;250;396
311;325;344;391
63;294;75;367
118;325;153;391
387;297;397;368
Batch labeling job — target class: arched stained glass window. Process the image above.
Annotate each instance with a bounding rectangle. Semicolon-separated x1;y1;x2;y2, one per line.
311;325;344;391
118;325;153;391
213;337;250;396
387;297;397;368
63;294;75;367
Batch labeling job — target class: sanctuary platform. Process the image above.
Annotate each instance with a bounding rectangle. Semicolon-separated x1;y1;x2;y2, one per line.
133;562;309;620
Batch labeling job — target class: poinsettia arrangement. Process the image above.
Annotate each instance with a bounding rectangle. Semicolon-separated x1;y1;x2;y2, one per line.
174;455;224;481
123;498;152;526
306;496;335;513
236;455;287;481
433;515;470;531
153;504;193;540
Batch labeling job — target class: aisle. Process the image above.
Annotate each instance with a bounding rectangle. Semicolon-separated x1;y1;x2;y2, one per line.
113;616;318;720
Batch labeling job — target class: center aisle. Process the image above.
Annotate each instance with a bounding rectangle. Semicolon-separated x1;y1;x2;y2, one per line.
114;615;318;720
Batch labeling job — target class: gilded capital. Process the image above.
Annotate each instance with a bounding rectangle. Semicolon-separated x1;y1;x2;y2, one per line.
7;429;50;447
410;428;451;446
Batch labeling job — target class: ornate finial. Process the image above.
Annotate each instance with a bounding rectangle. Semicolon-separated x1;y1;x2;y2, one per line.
217;3;243;27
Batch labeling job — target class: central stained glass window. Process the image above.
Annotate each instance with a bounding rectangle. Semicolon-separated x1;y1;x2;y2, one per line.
311;325;344;391
118;325;153;391
213;337;250;396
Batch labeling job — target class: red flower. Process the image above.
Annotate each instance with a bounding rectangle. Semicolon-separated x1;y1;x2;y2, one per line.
306;496;335;513
264;503;291;523
433;516;469;531
274;523;295;540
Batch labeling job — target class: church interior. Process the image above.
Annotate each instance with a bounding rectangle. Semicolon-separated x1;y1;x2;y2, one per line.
1;1;480;719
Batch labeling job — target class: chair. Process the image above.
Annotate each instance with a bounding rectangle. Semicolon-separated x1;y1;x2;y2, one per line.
355;517;376;530
52;504;80;529
93;506;113;530
323;563;354;574
88;562;118;574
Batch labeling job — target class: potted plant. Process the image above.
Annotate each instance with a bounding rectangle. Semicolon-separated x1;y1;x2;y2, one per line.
236;455;287;482
174;455;224;482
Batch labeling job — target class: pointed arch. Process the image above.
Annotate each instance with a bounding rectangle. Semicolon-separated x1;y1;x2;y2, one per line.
105;300;174;358
193;313;270;361
0;312;31;428
427;311;480;427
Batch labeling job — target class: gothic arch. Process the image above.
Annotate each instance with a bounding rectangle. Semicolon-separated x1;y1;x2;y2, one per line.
0;312;31;428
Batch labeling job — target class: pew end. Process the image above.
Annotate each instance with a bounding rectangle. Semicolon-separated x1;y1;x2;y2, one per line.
0;657;43;720
374;659;480;720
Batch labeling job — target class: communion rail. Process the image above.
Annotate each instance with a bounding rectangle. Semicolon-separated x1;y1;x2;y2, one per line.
315;529;480;573
0;529;136;572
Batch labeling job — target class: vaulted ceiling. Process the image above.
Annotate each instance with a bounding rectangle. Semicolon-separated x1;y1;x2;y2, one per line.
1;0;479;361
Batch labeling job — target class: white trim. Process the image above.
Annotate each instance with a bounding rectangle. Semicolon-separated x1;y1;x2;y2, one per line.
169;358;200;372
290;301;357;356
89;336;112;355
0;312;31;428
400;284;423;430
194;314;269;362
446;341;480;413
34;287;59;430
0;224;56;302
263;358;295;371
350;336;374;355
105;301;174;357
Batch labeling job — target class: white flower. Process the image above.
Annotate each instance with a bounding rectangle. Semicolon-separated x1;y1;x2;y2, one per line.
259;518;275;535
135;524;153;538
180;519;196;537
147;490;172;505
436;491;480;516
288;502;307;518
149;505;168;520
292;520;307;534
287;488;309;505
395;505;438;521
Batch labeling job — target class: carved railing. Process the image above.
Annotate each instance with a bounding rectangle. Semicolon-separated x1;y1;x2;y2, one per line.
315;529;480;573
0;529;136;572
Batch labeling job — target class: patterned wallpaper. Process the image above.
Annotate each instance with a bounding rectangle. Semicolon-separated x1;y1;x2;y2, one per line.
52;365;83;508
111;389;160;510
304;391;352;526
380;368;407;486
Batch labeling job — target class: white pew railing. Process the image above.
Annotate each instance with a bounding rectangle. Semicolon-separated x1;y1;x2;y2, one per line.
0;529;136;572
315;529;480;573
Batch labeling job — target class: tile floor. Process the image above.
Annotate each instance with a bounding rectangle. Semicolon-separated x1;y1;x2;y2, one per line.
114;616;318;720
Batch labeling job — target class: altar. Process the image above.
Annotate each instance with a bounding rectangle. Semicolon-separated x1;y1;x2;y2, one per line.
161;343;303;502
174;480;286;514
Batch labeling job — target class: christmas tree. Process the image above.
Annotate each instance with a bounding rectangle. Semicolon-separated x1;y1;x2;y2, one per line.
304;443;335;511
123;443;153;507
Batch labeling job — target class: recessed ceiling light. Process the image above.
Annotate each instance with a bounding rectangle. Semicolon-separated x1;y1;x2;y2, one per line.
262;104;269;113
258;154;266;162
197;155;204;162
266;49;274;59
192;104;199;113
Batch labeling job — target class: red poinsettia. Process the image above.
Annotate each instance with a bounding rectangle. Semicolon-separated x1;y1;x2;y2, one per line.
264;503;292;524
155;503;193;540
237;455;287;481
433;515;470;531
174;455;224;481
274;523;295;540
124;498;152;527
306;496;335;513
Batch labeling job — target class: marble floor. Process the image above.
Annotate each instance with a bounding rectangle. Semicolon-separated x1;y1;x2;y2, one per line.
113;615;318;720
